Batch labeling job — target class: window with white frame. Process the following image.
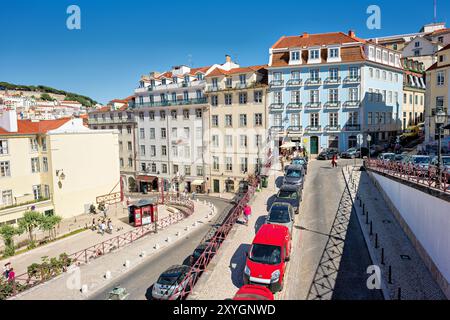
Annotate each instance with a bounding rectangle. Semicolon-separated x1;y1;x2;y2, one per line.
239;92;248;104
213;156;219;171
149;128;155;139
255;134;262;147
212;115;219;127
309;49;320;61
310;90;319;103
240;157;248;173
31;157;40;173
329;68;339;80
42;157;48;172
274;114;282;126
329;113;338;127
225;135;233;148
368;88;374;102
0;140;8;155
254;91;263;103
151;145;156;157
291;51;301;61
162;145;167;156
329;89;338;103
172;127;177;138
140;145;146;156
212;135;219;147
0;161;11;177
310;113;319;127
239;114;247;127
225;157;233;171
32;185;41;200
2;190;13;206
41;138;47;152
291;71;300;79
211;95;218;106
349;112;359;125
255;113;263;126
240;135;248;148
328;48;340;59
290;113;300;126
437;71;445;86
273;91;282;104
291;91;301;104
349;67;359;79
225;93;232;105
30;138;38;152
139;128;145;139
369;68;373;78
349;88;359;101
225;114;232;127
310;69;320;81
172;146;178;157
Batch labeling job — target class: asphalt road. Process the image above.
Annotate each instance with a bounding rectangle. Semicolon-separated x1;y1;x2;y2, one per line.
88;197;233;300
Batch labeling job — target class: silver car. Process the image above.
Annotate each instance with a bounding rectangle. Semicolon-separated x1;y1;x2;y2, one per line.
151;265;192;300
265;202;295;238
283;165;305;188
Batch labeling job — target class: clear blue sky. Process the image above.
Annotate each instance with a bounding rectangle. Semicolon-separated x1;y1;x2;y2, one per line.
1;0;448;104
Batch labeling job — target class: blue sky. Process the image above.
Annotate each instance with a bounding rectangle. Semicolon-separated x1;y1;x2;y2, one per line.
1;0;448;104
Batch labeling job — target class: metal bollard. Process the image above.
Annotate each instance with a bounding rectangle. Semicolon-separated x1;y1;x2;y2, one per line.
124;260;130;268
381;248;385;265
362;203;365;214
105;271;111;279
154;243;160;250
375;233;378;249
388;265;393;284
370;221;373;236
81;284;89;294
397;287;401;300
366;211;369;224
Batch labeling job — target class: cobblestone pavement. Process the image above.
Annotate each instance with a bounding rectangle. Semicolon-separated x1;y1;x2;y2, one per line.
343;165;446;300
10;201;214;300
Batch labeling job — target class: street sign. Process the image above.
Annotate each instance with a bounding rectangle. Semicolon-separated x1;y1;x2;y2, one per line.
367;135;372;142
357;133;364;146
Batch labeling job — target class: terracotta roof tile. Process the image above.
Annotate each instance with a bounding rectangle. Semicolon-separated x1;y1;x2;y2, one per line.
0;118;71;135
205;65;267;77
271;32;362;49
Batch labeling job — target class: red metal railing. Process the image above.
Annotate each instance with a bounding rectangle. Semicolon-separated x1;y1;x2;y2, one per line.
1;197;194;299
366;159;449;193
167;182;258;300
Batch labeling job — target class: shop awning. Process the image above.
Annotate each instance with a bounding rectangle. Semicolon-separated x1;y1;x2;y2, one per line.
136;175;157;182
191;179;205;186
280;142;296;149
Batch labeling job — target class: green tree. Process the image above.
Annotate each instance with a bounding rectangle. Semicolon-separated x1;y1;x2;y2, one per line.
40;215;62;240
0;224;21;257
40;93;54;101
18;210;43;246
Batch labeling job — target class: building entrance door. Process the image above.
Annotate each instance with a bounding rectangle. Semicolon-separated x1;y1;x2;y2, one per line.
310;136;319;154
213;180;220;193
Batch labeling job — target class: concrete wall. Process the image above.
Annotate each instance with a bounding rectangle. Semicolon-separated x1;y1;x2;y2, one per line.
369;171;450;297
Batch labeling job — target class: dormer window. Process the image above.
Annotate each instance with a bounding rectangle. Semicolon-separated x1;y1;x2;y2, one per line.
309;49;320;60
173;77;178;83
291;51;301;61
184;75;190;83
161;79;167;85
197;73;203;81
369;47;375;59
376;49;381;60
239;74;246;84
226;77;232;88
329;48;340;59
150;80;156;87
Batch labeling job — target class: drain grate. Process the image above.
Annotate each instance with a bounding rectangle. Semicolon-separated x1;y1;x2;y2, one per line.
400;255;411;260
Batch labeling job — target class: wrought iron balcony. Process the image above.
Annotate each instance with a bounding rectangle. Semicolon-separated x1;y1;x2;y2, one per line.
343;124;361;132
286;79;303;87
135;97;208;108
323;101;341;109
324;77;341;84
269;103;284;111
304;125;322;132
304;78;322;86
304;102;322;109
343;76;361;84
287;126;303;133
324;125;342;132
287;102;302;110
343;100;361;108
270;80;284;87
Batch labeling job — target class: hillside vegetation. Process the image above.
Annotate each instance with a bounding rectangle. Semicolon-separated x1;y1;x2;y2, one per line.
0;82;97;107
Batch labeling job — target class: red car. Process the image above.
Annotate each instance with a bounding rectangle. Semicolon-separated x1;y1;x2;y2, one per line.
243;224;291;293
233;285;274;300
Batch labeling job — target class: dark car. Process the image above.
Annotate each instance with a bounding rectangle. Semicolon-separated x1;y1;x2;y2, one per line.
317;148;339;160
275;184;302;214
189;242;217;266
290;157;308;174
266;202;295;236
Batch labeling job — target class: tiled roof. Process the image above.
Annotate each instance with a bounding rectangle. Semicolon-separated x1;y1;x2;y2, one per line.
427;61;450;71
189;66;211;75
437;44;450;52
0;118;71;135
271;32;362;49
270;46;365;67
429;28;450;36
205;65;267;77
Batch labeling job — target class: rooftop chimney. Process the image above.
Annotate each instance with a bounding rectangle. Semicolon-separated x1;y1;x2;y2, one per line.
225;55;232;63
302;32;309;38
0;109;18;133
348;30;356;38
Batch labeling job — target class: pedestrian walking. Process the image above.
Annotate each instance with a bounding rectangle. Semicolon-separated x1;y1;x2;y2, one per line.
243;204;252;226
331;154;338;168
100;221;106;235
7;267;15;282
3;263;11;279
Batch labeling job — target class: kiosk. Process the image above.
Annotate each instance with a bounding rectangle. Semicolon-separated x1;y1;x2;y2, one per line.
128;198;158;227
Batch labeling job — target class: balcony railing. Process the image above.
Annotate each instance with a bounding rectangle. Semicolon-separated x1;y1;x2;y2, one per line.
235;83;248;89
304;78;322;86
304;125;322;132
206;85;220;92
286;79;303;87
269;103;284;111
270;126;285;134
324;125;342;132
343;124;361;132
343;100;361;108
135;97;207;108
324;77;341;84
343;76;361;84
287;126;303;133
323;101;341;109
270;80;284;87
304;102;322;109
287;102;302;110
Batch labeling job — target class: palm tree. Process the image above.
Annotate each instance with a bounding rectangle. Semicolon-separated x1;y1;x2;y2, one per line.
40;215;62;240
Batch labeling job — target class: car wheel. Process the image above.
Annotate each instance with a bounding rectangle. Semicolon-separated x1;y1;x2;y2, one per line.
279;277;284;292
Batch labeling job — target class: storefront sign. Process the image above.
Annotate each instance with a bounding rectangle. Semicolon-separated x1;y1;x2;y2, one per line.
96;192;121;205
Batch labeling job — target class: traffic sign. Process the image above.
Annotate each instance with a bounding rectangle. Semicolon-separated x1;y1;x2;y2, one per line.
367;135;372;142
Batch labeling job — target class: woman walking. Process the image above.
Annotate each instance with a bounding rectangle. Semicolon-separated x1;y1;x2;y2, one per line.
331;154;338;168
243;204;252;226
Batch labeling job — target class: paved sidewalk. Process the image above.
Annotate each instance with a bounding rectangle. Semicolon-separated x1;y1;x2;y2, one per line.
343;165;446;300
190;169;280;300
1;203;175;276
11;200;215;300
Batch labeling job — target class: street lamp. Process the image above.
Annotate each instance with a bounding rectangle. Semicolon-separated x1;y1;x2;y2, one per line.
435;107;446;187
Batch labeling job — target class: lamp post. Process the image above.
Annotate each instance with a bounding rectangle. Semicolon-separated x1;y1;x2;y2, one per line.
435;107;446;188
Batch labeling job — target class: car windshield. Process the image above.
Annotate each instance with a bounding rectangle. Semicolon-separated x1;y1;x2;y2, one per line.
292;159;305;165
347;148;356;153
413;157;430;164
277;191;297;199
286;169;302;178
158;272;184;286
250;244;281;265
384;154;395;160
268;206;291;223
443;158;450;165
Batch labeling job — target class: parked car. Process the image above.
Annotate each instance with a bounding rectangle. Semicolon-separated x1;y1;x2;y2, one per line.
317;148;339;160
283;165;305;188
275;185;302;214
266;202;295;237
291;157;308;174
355;147;370;158
394;154;406;164
378;153;396;162
151;265;194;300
340;148;358;159
370;145;384;157
189;242;217;266
404;155;431;172
430;156;450;182
232;285;274;300
243;224;291;293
